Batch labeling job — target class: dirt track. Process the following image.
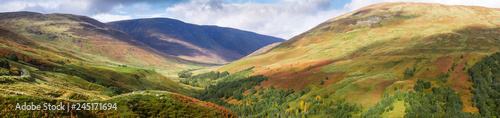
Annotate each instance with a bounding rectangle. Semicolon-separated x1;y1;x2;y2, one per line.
20;69;26;76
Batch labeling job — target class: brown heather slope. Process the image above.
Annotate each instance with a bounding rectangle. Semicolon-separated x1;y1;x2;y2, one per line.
0;12;189;68
219;2;500;112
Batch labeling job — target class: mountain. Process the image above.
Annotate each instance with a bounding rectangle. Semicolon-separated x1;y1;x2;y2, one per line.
0;12;235;117
0;18;192;98
107;18;284;64
0;12;188;68
215;2;500;117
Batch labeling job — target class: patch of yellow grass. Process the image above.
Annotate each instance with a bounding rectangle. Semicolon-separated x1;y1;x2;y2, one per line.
381;100;406;118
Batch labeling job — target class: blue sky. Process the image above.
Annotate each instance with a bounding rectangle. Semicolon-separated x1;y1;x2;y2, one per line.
0;0;499;39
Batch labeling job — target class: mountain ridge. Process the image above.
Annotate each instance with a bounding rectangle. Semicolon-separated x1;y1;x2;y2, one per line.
107;18;284;64
0;12;234;117
218;2;500;114
0;11;191;68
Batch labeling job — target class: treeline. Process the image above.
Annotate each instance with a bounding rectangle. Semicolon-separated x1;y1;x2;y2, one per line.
0;93;235;117
0;59;21;76
196;74;268;103
177;70;193;78
0;59;11;75
216;67;254;84
229;86;361;118
178;67;254;88
1;52;51;70
179;71;229;88
405;86;476;117
467;52;500;117
193;67;363;117
363;80;477;117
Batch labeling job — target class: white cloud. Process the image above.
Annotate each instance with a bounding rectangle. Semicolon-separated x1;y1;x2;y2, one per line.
344;0;500;11
2;0;500;39
0;0;91;15
0;1;31;12
91;13;132;22
165;0;500;39
166;0;349;39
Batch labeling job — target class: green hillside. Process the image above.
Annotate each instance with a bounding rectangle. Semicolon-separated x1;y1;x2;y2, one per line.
1;91;236;117
2;2;500;117
0;12;188;68
0;22;191;96
0;13;235;117
211;2;500;117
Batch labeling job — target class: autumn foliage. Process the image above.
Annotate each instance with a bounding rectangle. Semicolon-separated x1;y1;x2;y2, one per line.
169;93;237;118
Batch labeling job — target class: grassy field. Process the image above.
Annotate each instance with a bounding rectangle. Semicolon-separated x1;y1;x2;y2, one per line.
381;100;405;118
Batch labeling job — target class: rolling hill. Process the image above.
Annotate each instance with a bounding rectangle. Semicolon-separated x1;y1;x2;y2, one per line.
0;12;188;68
3;2;500;117
1;91;236;117
214;2;500;117
107;18;284;64
0;12;237;117
0;24;191;99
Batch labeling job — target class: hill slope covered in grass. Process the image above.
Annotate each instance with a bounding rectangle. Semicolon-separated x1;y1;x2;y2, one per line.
1;91;236;117
0;12;233;117
215;2;500;117
0;12;189;68
0;25;193;99
107;18;284;64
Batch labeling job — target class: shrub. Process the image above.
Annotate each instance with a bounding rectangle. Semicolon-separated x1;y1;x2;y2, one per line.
0;60;9;69
104;86;122;96
403;67;414;79
178;70;193;78
424;81;431;89
9;53;18;62
0;68;9;76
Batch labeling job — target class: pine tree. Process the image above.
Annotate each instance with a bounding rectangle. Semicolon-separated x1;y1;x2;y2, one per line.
414;79;424;92
413;66;417;74
404;67;414;79
0;60;9;69
452;63;456;71
424;81;431;89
